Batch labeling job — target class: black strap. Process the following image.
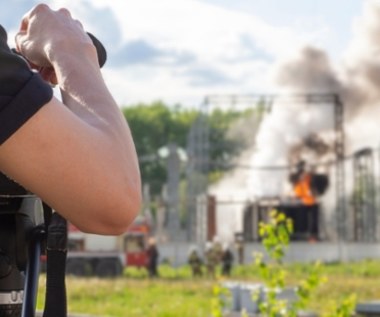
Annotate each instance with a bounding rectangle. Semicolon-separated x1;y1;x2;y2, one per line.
42;202;52;237
42;204;68;317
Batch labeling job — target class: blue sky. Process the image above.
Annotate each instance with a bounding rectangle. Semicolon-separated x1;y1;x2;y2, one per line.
0;0;366;107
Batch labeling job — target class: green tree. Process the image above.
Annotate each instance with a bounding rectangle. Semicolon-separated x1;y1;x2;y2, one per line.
122;101;198;195
122;101;253;196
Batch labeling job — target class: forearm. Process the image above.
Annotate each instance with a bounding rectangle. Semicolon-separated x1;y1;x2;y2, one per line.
53;44;138;167
53;46;123;130
52;50;142;232
2;4;142;234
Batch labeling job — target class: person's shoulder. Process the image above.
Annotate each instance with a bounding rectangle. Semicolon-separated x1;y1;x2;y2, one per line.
0;25;9;50
0;25;7;43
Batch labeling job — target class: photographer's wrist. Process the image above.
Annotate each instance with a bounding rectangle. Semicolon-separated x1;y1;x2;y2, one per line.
46;40;97;67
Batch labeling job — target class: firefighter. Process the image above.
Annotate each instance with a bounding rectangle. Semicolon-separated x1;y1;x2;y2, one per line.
188;246;203;277
212;237;224;264
205;242;219;278
221;244;234;277
146;237;159;278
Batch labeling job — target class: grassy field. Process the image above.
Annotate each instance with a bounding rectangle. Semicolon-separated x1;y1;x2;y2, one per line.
36;260;380;317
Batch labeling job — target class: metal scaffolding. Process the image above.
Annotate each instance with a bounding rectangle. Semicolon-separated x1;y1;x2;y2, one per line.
186;113;209;241
352;148;377;242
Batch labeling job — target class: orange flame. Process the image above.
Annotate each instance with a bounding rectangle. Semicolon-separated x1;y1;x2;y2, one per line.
293;173;316;205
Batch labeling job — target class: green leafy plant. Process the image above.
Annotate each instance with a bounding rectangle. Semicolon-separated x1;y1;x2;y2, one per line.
255;210;357;317
211;210;357;317
211;282;229;317
323;294;357;317
254;210;326;316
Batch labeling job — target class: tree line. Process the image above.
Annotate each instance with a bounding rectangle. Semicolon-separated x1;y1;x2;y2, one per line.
122;101;253;197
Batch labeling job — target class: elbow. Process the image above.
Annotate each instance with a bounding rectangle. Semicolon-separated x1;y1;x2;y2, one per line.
77;183;142;235
103;183;143;235
114;186;143;234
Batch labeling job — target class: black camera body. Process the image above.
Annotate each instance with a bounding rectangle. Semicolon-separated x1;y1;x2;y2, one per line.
0;173;44;317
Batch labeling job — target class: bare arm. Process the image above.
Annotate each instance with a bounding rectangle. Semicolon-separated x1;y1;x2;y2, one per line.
0;4;141;234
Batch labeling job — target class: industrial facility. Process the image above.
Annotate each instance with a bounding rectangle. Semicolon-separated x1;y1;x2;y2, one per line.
146;91;380;265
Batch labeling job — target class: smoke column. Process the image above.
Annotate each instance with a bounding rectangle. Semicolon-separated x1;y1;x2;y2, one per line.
210;1;380;241
249;0;380;193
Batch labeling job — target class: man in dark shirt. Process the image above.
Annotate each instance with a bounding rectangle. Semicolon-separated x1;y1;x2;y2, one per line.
0;4;141;235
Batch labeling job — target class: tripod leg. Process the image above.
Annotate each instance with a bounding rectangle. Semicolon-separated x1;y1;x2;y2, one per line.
21;227;44;317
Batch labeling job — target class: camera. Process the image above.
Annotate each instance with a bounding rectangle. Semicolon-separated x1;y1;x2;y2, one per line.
12;32;107;70
0;173;43;317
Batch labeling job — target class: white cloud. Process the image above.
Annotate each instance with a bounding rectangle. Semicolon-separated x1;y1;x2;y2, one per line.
71;0;312;59
38;0;323;105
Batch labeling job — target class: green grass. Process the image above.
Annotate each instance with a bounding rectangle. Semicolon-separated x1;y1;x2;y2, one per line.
37;267;214;317
36;260;380;316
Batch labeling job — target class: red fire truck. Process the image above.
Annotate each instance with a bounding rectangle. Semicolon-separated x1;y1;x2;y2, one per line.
64;215;151;276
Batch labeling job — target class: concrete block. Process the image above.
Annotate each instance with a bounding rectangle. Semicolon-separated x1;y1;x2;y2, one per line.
356;301;380;316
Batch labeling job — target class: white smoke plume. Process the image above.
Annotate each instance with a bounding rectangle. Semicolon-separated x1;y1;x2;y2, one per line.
249;0;380;193
210;0;380;241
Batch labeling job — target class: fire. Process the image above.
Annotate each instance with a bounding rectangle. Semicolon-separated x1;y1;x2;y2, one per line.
293;173;316;205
